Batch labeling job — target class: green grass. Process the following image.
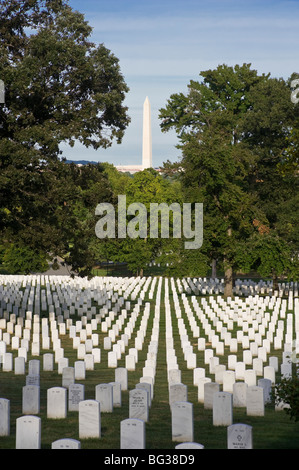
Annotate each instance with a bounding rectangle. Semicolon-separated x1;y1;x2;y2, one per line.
0;279;298;450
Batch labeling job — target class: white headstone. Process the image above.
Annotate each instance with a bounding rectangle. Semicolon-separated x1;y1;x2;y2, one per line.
51;438;81;449
115;367;128;391
171;401;193;442
62;367;75;388
109;382;122;408
47;387;67;419
169;383;188;406
75;361;86;380
0;398;10;436
129;389;149;422
43;353;54;371
120;418;145;449
246;386;264;416
22;385;40;415
79;400;101;439
95;383;113;413
233;382;248;408
175;442;204;449
68;384;84;412
16;415;41;449
204;382;220;410
213;392;233;426
14;356;26;375
227;423;253;449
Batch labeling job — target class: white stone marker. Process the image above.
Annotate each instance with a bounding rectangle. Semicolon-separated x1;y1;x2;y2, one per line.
68;384;85;412
43;353;54;371
115;367;128;391
75;361;86;380
213;392;233;426
16;415;41;449
2;352;13;371
108;350;117;368
258;378;272;404
0;398;10;436
171;401;193;442
169;383;188;406
22;385;40;415
62;367;75;388
129;388;149;422
204;382;220;410
227;423;253;449
51;438;81;449
79;400;101;439
109;382;122;408
233;382;248;408
222;370;235;393
246;386;264;416
136;382;151;407
47;387;67;419
95;383;113;413
14;356;25;375
120;418;145;449
197;377;211;403
175;442;204;449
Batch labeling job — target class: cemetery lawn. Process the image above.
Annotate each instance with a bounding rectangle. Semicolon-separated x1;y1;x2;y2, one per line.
0;277;299;449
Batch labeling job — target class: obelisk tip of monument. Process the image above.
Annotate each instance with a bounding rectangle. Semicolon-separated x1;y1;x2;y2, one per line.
142;95;152;169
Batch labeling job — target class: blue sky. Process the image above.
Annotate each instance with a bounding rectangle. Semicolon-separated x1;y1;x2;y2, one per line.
60;0;299;167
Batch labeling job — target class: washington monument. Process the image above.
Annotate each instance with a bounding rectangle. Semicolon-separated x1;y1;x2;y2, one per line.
142;96;152;169
115;96;154;173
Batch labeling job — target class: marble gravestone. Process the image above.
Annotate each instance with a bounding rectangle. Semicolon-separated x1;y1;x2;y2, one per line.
171;401;193;443
51;438;81;449
246;386;264;416
22;385;40;415
213;392;233;426
120;418;145;449
68;384;85;412
79;400;101;439
227;423;253;449
15;415;41;449
47;387;67;419
0;398;10;436
129;389;149;422
95;383;113;413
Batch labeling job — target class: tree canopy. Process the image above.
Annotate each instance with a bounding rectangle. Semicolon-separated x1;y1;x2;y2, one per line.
0;0;130;274
159;64;299;295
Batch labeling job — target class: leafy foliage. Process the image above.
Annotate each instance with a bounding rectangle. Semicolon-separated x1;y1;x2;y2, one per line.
274;371;299;422
0;0;129;275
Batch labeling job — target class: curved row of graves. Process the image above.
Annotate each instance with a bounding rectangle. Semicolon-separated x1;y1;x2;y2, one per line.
0;274;298;449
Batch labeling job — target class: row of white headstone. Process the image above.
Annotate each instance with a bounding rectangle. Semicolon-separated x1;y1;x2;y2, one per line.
0;274;298;449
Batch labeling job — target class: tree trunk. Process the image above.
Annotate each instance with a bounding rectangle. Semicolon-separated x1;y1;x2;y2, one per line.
224;227;233;298
272;271;279;291
224;261;233;298
211;259;217;278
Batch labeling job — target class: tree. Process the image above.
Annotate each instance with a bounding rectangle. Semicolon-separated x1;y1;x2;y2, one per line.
240;75;299;286
0;0;130;274
274;368;299;422
93;168;184;276
160;64;266;296
159;64;299;295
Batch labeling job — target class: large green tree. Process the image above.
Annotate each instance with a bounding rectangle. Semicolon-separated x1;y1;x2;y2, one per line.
93;168;184;276
159;64;299;296
0;0;130;274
